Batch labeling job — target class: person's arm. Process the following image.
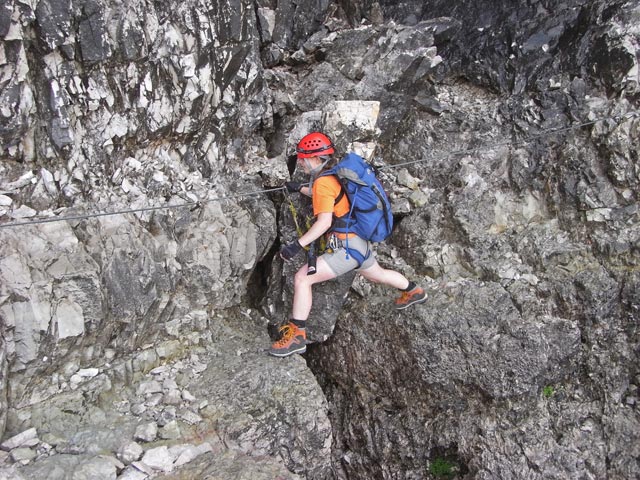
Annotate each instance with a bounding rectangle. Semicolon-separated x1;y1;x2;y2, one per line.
280;177;335;261
298;212;332;247
285;182;311;197
280;212;332;261
300;186;311;197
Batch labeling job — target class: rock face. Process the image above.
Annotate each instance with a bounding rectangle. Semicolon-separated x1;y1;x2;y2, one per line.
303;1;640;479
0;0;639;479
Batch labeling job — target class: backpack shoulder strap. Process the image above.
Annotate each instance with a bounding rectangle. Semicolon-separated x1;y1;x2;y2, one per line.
334;184;345;205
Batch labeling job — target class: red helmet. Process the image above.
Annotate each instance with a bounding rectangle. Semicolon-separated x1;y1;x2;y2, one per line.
296;132;335;159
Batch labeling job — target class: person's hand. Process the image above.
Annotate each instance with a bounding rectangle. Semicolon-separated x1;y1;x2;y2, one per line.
280;240;303;261
285;182;303;193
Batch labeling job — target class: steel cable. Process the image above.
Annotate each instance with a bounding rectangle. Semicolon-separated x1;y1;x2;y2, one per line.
0;110;637;230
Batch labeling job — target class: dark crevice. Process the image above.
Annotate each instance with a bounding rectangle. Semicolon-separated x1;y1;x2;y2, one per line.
246;237;281;313
246;191;284;315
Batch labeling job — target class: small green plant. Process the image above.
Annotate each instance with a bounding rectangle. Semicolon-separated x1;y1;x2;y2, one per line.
429;457;455;478
543;385;555;398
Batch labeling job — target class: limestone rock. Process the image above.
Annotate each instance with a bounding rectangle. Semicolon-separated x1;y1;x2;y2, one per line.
133;423;157;443
0;1;638;479
117;441;143;464
1;427;38;450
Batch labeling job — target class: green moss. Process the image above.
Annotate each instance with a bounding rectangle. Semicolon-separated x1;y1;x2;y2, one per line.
429;457;455;478
543;385;555;398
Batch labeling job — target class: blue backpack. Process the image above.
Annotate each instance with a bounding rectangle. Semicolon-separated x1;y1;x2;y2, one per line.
321;153;393;264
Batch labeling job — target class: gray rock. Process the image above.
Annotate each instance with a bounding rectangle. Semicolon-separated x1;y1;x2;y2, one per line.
173;442;213;467
257;8;276;44
71;455;118;480
181;390;196;403
78;0;110;64
397;168;420;189
129;404;145;416
156;407;176;427
161;389;181;406
9;447;36;465
154;447;302;480
161;378;178;391
1;427;38;450
117;441;143;464
158;421;181;440
140;446;174;473
129;461;154;476
35;0;72;51
0;1;638;479
178;410;202;425
117;466;148;480
136;381;162;397
133;423;157;443
0;465;27;480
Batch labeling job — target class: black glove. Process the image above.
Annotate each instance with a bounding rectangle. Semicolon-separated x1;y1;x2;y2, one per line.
285;182;303;193
280;240;303;261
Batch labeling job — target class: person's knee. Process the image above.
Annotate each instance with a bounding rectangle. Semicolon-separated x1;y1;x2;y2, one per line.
360;268;384;284
294;269;310;289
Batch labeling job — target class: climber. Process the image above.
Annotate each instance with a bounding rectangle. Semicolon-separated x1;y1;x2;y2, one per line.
269;132;427;357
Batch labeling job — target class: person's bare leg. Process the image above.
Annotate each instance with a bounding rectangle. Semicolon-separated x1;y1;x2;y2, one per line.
358;259;410;289
291;257;337;320
359;259;427;309
269;258;337;357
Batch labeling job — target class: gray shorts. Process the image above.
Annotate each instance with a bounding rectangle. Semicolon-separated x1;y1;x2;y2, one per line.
322;234;376;276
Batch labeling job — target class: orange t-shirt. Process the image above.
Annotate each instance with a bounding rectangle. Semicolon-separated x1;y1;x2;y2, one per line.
312;175;349;217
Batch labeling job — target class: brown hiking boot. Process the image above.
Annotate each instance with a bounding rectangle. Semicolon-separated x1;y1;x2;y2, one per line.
268;323;307;357
394;286;427;310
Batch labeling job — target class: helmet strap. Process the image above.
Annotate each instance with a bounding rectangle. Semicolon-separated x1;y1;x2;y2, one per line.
306;156;330;176
303;156;331;192
303;158;314;174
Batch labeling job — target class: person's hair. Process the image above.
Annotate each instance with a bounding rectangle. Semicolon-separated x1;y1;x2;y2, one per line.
318;154;336;172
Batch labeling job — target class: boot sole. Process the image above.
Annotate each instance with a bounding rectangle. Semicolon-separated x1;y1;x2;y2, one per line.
394;295;427;310
268;345;307;357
